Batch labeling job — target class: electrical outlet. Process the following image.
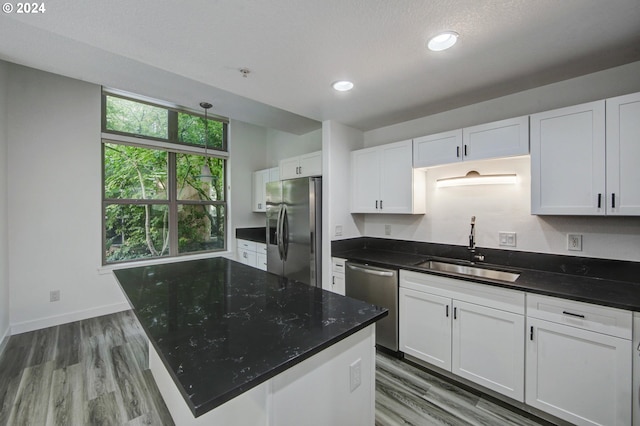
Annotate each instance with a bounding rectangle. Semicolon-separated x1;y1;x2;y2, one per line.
384;224;391;236
568;234;583;251
50;290;60;302
335;225;343;237
499;232;517;247
350;358;362;392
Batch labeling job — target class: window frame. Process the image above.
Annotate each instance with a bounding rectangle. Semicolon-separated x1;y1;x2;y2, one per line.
101;91;229;266
101;91;229;152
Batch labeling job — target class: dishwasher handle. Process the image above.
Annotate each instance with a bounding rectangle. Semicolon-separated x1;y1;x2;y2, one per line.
347;263;395;277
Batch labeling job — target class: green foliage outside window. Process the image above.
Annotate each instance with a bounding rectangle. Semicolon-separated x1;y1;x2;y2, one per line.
106;96;168;139
103;94;227;264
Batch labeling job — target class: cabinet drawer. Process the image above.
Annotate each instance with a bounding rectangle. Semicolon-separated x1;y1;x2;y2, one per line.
332;258;346;274
527;293;632;339
400;270;524;315
237;239;257;251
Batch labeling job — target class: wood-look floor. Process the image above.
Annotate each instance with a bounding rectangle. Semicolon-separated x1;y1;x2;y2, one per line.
375;353;550;426
0;310;174;426
1;311;550;426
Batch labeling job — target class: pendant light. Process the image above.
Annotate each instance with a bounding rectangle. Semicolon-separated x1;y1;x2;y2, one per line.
200;102;213;182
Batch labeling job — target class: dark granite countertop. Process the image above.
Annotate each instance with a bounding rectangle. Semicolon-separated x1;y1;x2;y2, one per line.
113;257;387;417
235;227;266;243
333;238;640;312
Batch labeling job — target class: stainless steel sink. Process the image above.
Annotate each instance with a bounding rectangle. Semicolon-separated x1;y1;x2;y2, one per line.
414;260;520;282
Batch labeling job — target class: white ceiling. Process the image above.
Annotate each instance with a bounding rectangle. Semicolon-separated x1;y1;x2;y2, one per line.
1;0;640;134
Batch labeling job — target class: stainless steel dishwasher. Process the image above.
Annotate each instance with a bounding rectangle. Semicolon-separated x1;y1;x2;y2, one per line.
345;261;398;352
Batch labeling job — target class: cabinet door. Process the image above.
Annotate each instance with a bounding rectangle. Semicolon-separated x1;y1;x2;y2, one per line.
279;157;300;180
452;300;524;401
330;258;346;295
256;243;267;271
379;140;414;213
236;248;257;267
606;92;640;215
463;116;529;161
526;317;632;426
399;288;452;371
350;147;380;213
257;253;267;271
531;101;606;215
269;166;280;182
299;151;322;177
413;129;462;168
252;169;270;212
331;273;345;296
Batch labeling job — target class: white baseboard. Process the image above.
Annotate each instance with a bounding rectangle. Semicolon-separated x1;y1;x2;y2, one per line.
10;301;132;334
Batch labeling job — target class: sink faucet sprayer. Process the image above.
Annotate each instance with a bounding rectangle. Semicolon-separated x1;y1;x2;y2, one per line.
468;216;484;262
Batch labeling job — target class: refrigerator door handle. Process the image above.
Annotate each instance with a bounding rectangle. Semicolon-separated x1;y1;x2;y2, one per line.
276;205;284;260
281;205;289;261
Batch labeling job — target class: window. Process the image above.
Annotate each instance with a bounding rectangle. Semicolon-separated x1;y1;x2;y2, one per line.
102;92;228;264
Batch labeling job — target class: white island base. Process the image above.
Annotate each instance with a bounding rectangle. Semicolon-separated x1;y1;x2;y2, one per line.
150;325;376;426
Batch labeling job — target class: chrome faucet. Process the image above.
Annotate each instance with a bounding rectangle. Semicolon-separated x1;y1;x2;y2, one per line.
468;216;484;262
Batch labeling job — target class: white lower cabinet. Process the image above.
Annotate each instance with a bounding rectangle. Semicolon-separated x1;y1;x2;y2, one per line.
399;288;452;370
525;294;632;426
399;270;525;401
236;239;267;271
330;257;346;295
451;300;524;400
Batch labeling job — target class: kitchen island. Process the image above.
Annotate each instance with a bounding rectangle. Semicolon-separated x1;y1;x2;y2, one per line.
114;257;387;425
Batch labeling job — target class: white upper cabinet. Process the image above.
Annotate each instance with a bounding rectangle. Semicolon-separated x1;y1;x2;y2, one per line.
413;116;529;168
252;167;279;212
606;92;640;215
531;95;640;216
531;100;606;215
279;151;322;180
351;140;425;214
413;129;463;167
462;116;529;161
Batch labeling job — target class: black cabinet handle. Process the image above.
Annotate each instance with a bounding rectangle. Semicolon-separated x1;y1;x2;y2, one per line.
612;193;616;209
562;310;585;319
446;305;449;317
375;200;378;209
456;146;460;158
464;145;468;156
380;200;383;210
597;193;602;208
530;326;534;341
453;307;457;320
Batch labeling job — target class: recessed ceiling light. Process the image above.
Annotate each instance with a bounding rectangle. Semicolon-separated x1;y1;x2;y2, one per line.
332;80;354;92
428;31;459;51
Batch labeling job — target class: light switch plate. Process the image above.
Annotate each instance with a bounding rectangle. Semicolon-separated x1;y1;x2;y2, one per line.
384;224;391;236
499;232;517;247
335;225;343;236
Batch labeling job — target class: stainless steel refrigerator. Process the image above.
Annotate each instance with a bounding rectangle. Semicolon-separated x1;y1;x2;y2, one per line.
266;177;322;287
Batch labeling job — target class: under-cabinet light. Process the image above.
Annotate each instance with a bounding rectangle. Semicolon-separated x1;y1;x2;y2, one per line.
436;170;517;188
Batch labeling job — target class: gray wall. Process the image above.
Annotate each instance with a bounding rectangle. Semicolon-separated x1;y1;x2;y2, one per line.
7;63;130;332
